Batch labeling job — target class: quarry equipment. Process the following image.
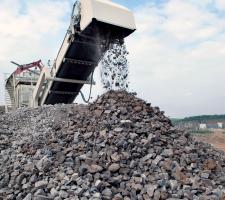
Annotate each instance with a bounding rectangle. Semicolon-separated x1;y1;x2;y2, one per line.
4;61;44;112
4;0;136;111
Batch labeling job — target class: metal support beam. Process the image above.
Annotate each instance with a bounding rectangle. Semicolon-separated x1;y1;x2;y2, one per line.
49;90;78;95
73;40;99;48
31;67;51;108
63;58;97;66
47;77;95;85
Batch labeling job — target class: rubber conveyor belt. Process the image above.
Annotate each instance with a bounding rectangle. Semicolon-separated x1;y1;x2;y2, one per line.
44;20;134;105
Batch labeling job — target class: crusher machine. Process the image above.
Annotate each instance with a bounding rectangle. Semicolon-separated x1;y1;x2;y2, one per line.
4;0;136;111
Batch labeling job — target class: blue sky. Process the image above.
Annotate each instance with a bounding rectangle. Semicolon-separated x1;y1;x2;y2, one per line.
114;0;149;8
0;0;225;117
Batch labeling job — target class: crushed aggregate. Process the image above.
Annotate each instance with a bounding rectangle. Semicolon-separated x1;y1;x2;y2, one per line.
0;91;225;200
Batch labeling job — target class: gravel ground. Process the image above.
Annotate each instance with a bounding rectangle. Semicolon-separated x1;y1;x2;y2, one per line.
0;91;225;200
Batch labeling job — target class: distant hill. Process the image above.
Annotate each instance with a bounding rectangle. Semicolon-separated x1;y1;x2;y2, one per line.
172;115;225;125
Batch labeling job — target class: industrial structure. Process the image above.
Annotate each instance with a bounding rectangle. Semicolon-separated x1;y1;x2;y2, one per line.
4;0;136;112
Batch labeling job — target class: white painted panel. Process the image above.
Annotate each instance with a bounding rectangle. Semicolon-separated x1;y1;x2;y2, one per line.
80;0;93;31
80;0;136;31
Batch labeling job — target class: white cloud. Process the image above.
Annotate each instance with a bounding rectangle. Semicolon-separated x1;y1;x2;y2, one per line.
0;0;71;104
215;0;225;10
126;0;225;117
0;0;225;118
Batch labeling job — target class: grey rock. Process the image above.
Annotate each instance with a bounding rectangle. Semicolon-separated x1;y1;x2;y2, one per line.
146;184;158;197
153;156;163;165
102;188;112;199
169;180;178;190
108;163;120;172
50;188;58;197
34;180;48;190
59;190;69;198
36;156;52;172
33;195;53;200
90;164;103;173
114;128;123;133
201;172;210;179
23;193;32;200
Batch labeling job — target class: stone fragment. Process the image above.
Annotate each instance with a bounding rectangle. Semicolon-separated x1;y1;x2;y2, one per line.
142;154;153;162
33;195;53;200
34;180;48;190
23;193;32;200
111;152;120;162
90;164;103;173
50;188;58;197
95;180;102;188
95;109;103;117
203;159;217;170
102;188;112;199
162;149;173;157
108;163;120;172
59;190;69;198
133;106;142;112
146;184;158;197
201;172;210;179
129;133;138;139
36;156;52;172
114;128;123;133
169;180;178;190
153;156;163;165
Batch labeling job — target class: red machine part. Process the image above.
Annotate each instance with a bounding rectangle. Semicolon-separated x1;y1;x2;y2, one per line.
14;60;44;75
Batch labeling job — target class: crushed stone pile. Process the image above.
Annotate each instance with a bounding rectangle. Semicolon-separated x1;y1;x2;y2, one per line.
1;91;225;200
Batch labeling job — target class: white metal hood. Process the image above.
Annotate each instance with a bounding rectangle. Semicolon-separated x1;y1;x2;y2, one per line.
80;0;136;32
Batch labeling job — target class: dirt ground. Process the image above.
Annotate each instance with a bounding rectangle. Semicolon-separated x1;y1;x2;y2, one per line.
195;129;225;152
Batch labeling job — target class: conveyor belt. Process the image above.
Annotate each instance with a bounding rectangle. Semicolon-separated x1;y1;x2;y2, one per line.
44;20;134;105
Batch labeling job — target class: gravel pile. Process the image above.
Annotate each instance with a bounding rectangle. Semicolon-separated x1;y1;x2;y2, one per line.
1;91;225;200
